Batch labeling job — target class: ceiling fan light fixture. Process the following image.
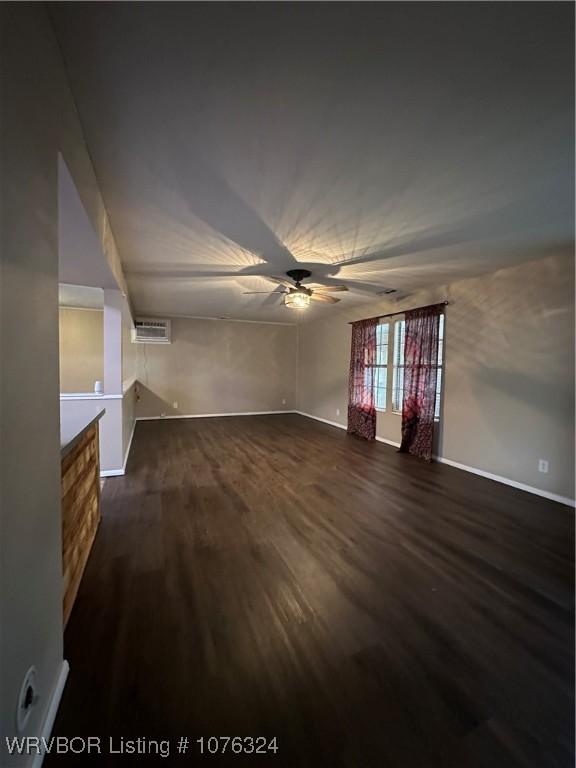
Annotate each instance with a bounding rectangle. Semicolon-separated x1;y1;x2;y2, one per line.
284;291;310;309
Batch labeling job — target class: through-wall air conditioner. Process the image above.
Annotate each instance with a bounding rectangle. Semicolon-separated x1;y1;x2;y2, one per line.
133;318;171;344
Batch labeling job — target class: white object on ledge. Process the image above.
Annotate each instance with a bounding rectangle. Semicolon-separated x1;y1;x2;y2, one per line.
94;380;103;394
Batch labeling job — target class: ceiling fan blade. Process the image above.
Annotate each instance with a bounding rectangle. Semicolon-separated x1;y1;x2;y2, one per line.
127;269;249;280
243;291;286;294
311;293;340;304
307;284;349;292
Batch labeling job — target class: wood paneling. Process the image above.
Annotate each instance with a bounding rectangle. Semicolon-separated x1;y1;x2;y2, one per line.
61;423;101;626
52;415;574;766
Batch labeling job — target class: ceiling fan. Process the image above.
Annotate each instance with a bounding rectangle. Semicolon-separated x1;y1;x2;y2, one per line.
243;269;348;309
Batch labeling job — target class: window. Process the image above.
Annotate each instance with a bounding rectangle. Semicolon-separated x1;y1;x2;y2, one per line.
435;314;445;420
363;322;389;410
392;320;406;414
392;314;445;418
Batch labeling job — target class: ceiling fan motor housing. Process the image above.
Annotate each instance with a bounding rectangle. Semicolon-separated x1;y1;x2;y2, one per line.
286;269;312;286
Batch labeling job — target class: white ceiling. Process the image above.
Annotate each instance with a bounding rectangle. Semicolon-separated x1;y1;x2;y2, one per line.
51;3;573;323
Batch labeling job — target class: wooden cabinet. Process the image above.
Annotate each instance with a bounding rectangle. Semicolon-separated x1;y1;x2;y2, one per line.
61;421;101;626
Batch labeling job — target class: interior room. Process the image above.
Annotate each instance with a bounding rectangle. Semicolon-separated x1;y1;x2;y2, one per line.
1;3;574;767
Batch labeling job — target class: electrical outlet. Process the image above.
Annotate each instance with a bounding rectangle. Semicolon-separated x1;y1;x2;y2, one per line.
173;402;178;409
160;412;166;418
336;408;340;417
538;459;549;474
282;398;287;405
16;667;38;732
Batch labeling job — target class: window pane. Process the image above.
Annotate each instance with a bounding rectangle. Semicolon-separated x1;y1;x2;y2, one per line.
375;367;386;390
435;368;442;420
437;314;444;365
374;366;387;410
376;323;389;346
376;322;389;366
364;323;389;410
392;366;404;412
393;320;405;364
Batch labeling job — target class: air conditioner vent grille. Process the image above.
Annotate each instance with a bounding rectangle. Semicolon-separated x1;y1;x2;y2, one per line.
133;318;171;344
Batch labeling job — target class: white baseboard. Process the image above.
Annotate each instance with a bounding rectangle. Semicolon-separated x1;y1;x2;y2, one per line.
100;468;124;477
435;456;575;507
294;410;402;448
135;410;296;422
376;435;402;448
295;411;575;508
31;660;69;768
295;411;346;431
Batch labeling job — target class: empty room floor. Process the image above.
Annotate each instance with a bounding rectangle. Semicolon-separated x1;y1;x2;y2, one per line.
51;415;574;767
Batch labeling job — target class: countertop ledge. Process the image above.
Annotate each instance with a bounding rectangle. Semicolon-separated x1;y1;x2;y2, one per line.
61;406;105;459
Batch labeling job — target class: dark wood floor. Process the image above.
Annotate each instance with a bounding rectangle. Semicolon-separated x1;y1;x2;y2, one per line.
50;415;574;767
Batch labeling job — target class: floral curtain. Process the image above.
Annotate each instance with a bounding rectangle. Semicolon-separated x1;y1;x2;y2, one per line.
398;305;443;461
347;318;378;440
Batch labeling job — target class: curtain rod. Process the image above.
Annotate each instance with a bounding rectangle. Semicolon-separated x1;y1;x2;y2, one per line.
348;301;449;325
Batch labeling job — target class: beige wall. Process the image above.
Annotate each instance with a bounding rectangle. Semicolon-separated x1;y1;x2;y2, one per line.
297;254;575;501
59;308;103;392
1;5;128;760
135;318;297;418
